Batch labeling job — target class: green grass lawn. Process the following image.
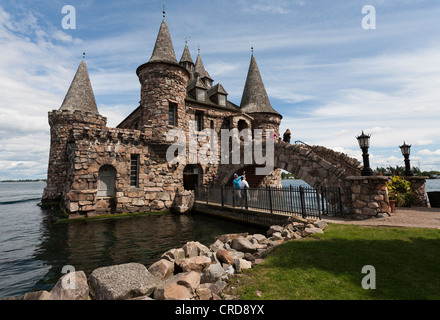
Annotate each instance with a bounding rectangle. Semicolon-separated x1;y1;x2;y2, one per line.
229;224;440;300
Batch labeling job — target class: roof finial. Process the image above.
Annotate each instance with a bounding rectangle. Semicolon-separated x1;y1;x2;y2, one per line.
198;44;200;54
82;52;86;60
251;46;254;56
184;36;190;45
163;0;166;19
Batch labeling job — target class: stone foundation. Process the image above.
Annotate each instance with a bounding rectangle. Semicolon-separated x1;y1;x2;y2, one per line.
346;176;391;219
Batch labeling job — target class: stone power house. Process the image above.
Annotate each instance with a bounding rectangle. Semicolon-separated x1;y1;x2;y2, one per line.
42;19;283;217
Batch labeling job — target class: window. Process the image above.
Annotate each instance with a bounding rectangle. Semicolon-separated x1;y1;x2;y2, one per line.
195;112;204;131
168;102;177;126
204;79;212;88
130;154;139;187
196;88;206;102
218;94;226;106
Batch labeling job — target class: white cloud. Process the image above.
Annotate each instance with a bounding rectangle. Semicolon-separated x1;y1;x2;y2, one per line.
418;149;440;156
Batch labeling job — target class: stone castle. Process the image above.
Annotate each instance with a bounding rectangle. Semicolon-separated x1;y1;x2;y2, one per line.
42;18;284;217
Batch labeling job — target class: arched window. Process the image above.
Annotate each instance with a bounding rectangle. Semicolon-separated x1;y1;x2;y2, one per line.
97;165;116;197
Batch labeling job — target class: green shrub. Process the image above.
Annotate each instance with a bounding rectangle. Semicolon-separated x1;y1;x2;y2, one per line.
386;176;418;207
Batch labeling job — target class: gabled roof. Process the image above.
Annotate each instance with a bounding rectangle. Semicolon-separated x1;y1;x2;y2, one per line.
187;75;208;92
240;55;281;117
208;83;228;97
194;54;213;80
149;20;178;64
179;43;194;65
59;60;99;114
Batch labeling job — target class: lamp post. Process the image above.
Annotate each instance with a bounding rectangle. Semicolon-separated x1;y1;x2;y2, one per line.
400;142;414;176
356;131;374;176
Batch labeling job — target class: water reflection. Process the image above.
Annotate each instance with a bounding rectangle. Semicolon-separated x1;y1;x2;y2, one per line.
32;211;265;293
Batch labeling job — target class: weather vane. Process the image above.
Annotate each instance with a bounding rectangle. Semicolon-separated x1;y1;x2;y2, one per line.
163;0;166;19
184;36;190;44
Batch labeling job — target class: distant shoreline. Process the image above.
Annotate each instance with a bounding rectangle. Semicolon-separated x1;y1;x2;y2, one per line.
0;179;46;183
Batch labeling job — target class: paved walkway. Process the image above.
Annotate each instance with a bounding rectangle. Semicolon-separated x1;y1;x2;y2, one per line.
323;207;440;229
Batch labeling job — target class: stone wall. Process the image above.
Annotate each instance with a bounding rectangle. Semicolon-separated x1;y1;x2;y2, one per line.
64;125;185;217
42;110;107;203
406;176;428;207
346;176;390;219
137;61;189;141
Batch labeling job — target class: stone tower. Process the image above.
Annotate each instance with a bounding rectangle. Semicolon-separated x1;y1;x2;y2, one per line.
240;54;282;136
42;60;106;204
136;20;190;141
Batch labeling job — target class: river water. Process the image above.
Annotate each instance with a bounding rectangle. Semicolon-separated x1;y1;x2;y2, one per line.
1;179;439;299
0;181;266;299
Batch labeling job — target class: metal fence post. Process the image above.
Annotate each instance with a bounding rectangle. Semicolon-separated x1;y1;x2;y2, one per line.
244;187;248;210
300;186;306;219
338;188;343;216
289;185;294;214
316;188;321;220
267;185;273;214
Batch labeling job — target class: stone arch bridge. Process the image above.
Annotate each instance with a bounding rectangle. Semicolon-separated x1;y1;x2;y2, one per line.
214;140;393;219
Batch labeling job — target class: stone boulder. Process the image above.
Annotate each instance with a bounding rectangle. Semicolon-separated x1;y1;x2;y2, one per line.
230;236;257;253
314;220;328;229
88;263;161;300
271;232;283;240
183;241;199;258
182;241;210;258
148;259;175;281
267;225;284;237
23;291;51;300
304;226;324;235
216;233;248;244
201;263;227;284
235;258;252;272
49;271;89;300
178;256;211;273
153;272;199;300
161;248;185;264
216;249;235;265
251;234;268;243
209;239;224;252
175;271;201;294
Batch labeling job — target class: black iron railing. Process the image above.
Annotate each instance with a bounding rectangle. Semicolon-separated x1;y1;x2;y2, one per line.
195;185;343;220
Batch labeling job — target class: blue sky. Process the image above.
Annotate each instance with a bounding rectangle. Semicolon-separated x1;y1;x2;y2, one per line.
0;0;439;180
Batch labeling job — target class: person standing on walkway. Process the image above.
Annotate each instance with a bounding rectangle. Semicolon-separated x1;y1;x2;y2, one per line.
239;176;250;209
233;173;243;207
283;129;291;143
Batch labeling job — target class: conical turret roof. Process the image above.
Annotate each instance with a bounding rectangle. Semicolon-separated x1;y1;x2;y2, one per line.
194;54;213;80
240;55;280;116
149;20;178;64
179;43;194;64
59;60;99;114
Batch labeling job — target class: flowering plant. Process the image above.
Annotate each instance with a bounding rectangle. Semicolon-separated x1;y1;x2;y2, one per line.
386;176;411;201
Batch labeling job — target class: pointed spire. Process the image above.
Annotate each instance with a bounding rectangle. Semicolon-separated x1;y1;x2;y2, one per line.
59;60;99;114
149;20;178;64
180;42;193;65
240;54;280;116
194;53;212;81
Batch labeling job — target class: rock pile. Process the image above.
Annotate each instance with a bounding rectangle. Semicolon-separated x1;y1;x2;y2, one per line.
3;218;328;300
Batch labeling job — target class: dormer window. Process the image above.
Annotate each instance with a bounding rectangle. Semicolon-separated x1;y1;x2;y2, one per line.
204;78;212;88
196;88;206;102
218;94;226;107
